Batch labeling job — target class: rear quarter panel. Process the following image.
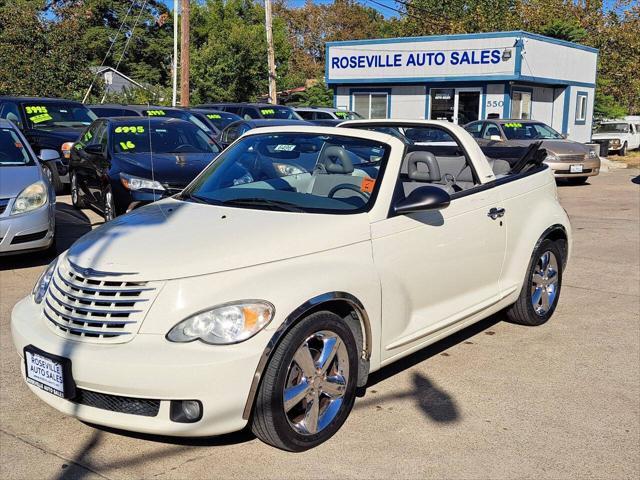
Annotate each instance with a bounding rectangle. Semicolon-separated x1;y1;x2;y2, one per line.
497;167;572;302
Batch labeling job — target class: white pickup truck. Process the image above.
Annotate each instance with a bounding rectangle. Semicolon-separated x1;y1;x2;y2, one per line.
592;120;640;156
12;122;571;451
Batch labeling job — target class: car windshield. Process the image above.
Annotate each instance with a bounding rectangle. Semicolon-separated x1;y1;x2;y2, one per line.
200;111;240;129
142;109;213;135
23;103;96;129
596;123;629;133
502;122;563;140
111;121;220;154
0;128;34;166
334;111;363;120
182;132;389;213
258;106;301;120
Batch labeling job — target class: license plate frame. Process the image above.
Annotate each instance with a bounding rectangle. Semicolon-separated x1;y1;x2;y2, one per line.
24;345;76;400
570;164;584;173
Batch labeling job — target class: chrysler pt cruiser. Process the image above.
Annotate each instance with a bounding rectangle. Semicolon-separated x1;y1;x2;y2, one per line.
12;122;571;451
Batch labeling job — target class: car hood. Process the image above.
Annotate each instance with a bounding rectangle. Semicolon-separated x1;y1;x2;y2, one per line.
0;165;43;198
65;198;371;281
506;139;589;155
115;152;218;186
33;127;83;146
591;132;623;140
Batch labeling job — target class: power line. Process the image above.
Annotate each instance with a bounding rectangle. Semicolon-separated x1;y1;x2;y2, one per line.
362;0;451;29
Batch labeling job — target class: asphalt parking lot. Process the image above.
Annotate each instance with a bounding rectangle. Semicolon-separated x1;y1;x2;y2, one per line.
1;168;639;480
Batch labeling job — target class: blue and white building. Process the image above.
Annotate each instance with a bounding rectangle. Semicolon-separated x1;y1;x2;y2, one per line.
326;31;598;142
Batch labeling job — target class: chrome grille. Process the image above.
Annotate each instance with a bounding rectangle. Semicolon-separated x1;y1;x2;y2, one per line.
43;260;161;343
557;154;587;163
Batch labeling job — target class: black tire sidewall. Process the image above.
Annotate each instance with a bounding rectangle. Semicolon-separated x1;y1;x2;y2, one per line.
523;239;563;323
44;163;63;194
265;312;359;451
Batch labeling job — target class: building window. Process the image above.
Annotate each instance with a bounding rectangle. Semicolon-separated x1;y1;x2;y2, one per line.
430;89;455;122
352;92;388;119
511;90;532;119
576;92;588;124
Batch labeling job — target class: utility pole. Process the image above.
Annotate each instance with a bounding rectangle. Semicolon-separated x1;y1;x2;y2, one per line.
264;0;277;104
180;0;190;106
172;0;178;106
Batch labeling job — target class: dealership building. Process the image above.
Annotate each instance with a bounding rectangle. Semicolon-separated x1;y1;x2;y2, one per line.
326;31;598;142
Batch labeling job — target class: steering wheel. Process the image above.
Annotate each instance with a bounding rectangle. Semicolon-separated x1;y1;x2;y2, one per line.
327;183;370;200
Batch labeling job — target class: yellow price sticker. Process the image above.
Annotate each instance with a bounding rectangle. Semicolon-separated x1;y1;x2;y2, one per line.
207;114;222;119
146;110;166;116
83;131;93;141
115;125;145;133
25;106;48;114
119;140;136;150
335;112;349;118
260;109;275;115
504;122;523;128
30;113;53;124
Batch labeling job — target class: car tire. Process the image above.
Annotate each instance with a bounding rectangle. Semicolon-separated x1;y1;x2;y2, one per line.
70;170;86;208
619;142;627;156
103;188;117;222
566;176;588;185
43;163;63;194
251;311;359;452
506;238;564;326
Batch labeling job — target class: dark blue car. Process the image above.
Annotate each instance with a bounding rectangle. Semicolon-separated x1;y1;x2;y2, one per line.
218;119;310;149
69;117;221;221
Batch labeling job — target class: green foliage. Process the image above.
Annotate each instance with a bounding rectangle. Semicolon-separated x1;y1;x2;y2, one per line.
291;81;333;107
540;19;587;43
96;85;174;106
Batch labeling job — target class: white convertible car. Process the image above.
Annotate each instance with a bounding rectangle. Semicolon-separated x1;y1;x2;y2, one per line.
12;121;571;451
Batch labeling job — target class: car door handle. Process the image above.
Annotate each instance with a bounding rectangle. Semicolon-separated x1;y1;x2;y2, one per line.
488;207;506;220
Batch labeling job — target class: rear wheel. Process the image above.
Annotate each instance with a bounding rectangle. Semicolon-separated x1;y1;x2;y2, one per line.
251;311;358;451
70;170;86;208
506;239;563;326
566;176;588;185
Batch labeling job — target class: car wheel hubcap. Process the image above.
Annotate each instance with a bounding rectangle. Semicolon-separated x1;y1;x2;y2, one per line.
45;167;52;183
531;250;559;316
71;174;78;203
105;192;114;220
283;330;349;435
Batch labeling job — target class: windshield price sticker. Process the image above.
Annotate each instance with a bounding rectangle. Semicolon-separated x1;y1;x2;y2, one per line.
119;140;136;150
146;110;166;116
274;144;296;151
26;106;53;124
261;109;275;115
335;112;349;118
26;106;48;114
361;177;376;193
83;131;93;141
115;126;145;133
504;123;523;128
207;114;222;119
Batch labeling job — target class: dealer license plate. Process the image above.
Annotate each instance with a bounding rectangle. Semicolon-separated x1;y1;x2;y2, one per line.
570;164;584;173
24;346;74;399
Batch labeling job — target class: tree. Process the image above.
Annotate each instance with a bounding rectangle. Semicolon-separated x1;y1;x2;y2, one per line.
540;19;587;42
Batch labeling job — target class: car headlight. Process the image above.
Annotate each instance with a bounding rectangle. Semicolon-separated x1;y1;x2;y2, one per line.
61;142;73;159
166;301;275;344
587;150;598;159
11;181;47;215
610;138;621;146
545;153;559;162
120;172;165;191
32;258;58;304
274;163;305;176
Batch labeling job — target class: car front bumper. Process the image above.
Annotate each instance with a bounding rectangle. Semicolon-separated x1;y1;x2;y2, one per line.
545;156;601;178
11;296;260;437
0;202;55;254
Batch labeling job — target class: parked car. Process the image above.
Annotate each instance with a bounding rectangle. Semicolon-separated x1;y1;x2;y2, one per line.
12;121;571;451
464;119;599;185
591;120;640;156
186;109;242;135
0;96;98;193
306;118;344;127
218;118;310;149
68;117;220;221
198;102;302;120
0;119;56;255
294;106;363;121
88;104;217;140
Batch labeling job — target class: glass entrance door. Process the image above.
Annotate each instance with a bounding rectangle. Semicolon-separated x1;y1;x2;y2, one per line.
455;89;481;125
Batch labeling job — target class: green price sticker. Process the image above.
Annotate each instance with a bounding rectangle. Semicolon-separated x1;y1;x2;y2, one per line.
146;110;166;116
260;109;275;115
83;131;93;141
504;123;523;128
30;113;53;124
115;126;145;133
335;112;348;118
207;114;222;119
25;106;48;114
119;140;136;150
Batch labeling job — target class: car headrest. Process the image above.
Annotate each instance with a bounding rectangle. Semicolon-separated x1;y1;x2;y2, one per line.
320;146;354;174
406;151;441;182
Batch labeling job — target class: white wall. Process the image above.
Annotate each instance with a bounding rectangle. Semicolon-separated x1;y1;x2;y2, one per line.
531;86;554;125
566;87;595;143
520;37;597;85
485;83;505;117
335;85;426;119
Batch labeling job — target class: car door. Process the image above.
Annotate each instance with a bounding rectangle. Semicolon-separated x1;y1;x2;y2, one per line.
72;122;103;206
371;149;506;362
91;122;111;207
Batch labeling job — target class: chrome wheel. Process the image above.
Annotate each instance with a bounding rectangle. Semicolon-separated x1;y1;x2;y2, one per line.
71;172;78;204
104;190;115;221
44;165;53;184
283;330;349;435
531;250;559;316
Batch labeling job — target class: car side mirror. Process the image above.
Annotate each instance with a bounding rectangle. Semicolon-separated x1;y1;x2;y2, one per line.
84;144;105;156
393;186;451;215
489;135;503;142
38;149;60;162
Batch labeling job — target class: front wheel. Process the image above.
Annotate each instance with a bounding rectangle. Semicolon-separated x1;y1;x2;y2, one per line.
70;170;86;208
43;163;63;194
103;188;117;222
619;142;627;156
506;238;564;326
251;311;358;451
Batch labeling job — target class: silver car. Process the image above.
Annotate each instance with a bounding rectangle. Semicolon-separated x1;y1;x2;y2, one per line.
0;119;56;255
